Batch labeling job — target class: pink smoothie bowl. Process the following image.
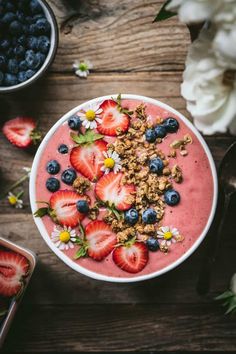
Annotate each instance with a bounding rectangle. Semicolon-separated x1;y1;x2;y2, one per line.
29;94;218;283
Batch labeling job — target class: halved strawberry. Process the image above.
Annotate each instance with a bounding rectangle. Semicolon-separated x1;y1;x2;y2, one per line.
97;100;130;136
113;241;148;273
2;117;41;148
50;190;89;227
0;250;29;297
70;140;107;182
95;172;135;211
85;220;117;261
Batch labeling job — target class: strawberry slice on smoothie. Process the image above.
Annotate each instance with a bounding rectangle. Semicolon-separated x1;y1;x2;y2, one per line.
0;250;29;297
70;140;107;182
113;241;148;274
50;190;89;228
97;100;130;136
95;172;135;211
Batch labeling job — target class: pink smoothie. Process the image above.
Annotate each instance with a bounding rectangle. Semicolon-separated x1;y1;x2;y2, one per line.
34;98;215;278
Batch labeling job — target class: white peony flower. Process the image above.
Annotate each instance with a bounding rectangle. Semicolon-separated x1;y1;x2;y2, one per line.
181;29;236;135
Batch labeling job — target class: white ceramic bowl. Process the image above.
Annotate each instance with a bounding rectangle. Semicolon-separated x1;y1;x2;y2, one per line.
30;94;218;282
0;0;58;94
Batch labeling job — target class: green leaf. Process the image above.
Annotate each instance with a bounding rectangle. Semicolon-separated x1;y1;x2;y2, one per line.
34;207;49;218
214;290;234;301
107;205;123;221
0;308;8;317
71;130;104;145
79;224;85;239
74;246;87;259
153;0;176;22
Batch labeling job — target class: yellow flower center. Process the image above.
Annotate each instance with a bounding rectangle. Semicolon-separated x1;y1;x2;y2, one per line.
104;157;115;169
164;231;172;240
85;109;96;121
9;196;17;205
59;231;70;243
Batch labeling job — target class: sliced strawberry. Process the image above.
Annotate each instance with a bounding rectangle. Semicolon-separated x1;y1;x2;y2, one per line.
70;140;107;182
2;117;41;148
50;190;89;227
95;172;135;211
97;100;130;136
0;250;29;297
85;220;117;261
113;241;148;273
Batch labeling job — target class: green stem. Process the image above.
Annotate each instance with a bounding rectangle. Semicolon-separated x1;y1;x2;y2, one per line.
1;173;29;199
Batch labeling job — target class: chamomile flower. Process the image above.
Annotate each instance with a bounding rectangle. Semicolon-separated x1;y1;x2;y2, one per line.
51;225;77;251
78;103;103;129
73;60;93;78
157;226;183;247
7;192;23;209
22;166;31;177
101;150;122;174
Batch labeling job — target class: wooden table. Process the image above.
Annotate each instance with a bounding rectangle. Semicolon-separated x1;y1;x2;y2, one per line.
1;1;236;352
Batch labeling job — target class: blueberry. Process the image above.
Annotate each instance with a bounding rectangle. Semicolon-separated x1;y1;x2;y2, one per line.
30;0;43;15
0;38;11;51
61;168;77;185
23;24;30;34
5;47;14;59
35;18;51;34
58;144;68;154
4;73;18;86
26;35;38;50
146;237;159;252
46;177;60;192
163;117;179;133
0;54;6;70
28;23;37;34
164;189;180;206
19;60;28;71
33;14;44;21
0;71;4;85
68;115;82;130
25;49;40;69
76;200;89;214
13;45;25;58
46;160;60;175
142;208;157;224
9;20;23;35
16;10;25;22
25;16;34;24
2;12;16;24
154;125;167;138
37;35;50;54
5;3;16;12
25;69;36;79
145;128;157;143
18;71;27;83
149;157;164;174
35;51;45;65
17;35;26;46
124;208;139;225
7;59;19;74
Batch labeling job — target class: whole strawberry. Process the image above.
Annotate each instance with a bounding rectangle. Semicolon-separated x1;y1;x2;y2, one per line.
2;117;42;148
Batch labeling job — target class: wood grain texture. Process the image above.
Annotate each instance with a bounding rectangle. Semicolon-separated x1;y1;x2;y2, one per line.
46;0;190;73
0;0;235;352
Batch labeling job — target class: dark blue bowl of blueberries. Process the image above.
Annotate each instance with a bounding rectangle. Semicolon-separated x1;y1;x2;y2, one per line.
0;0;58;93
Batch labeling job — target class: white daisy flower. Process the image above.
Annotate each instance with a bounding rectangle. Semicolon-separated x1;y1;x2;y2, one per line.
77;102;103;129
51;225;77;251
157;226;183;247
100;150;122;174
7;192;23;209
73;60;93;78
22;166;31;177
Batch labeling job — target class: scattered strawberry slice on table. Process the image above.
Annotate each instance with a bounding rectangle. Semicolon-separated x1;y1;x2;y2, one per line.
50;190;89;227
2;116;41;148
0;250;29;297
113;240;148;273
85;220;117;261
95;172;135;211
97;99;130;136
70;140;107;182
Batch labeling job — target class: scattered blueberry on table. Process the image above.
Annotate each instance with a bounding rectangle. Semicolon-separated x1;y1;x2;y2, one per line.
0;0;51;87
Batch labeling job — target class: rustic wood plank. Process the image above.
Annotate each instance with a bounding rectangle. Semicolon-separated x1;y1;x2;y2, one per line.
45;0;190;73
3;303;236;352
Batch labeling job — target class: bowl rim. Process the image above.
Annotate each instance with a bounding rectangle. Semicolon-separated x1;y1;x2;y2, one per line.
30;94;218;283
0;0;58;93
